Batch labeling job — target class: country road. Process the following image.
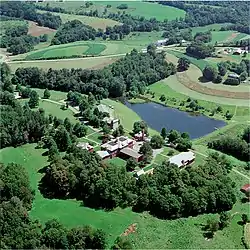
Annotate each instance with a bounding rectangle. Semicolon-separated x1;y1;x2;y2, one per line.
7;53;127;64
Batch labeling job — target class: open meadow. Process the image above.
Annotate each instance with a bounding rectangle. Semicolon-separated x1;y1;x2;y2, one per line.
37;1;186;22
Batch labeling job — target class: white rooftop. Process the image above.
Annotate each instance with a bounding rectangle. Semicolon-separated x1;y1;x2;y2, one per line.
136;169;145;177
97;151;110;159
169;152;195;168
77;142;93;150
102;136;134;152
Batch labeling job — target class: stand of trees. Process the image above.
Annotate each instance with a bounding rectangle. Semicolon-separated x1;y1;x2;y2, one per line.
208;127;250;162
186;42;215;59
39;146;236;219
14;48;176;98
51;20;96;45
0;163;107;249
0;2;62;29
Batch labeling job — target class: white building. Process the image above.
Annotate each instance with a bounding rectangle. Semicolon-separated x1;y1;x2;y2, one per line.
169;152;195;168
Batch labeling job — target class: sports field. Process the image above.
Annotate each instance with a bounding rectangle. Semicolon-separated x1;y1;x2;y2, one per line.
37;1;186;22
0;142;248;249
37;9;120;30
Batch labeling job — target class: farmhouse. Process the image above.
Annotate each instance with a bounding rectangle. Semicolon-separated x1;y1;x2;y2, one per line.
169;152;195;168
77;142;94;152
101;136;134;157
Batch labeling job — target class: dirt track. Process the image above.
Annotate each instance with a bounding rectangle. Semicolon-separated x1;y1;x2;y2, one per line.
176;71;250;100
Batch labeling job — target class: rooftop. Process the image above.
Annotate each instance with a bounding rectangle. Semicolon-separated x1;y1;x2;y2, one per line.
169;152;195;168
97;151;110;159
77;142;93;150
241;184;250;192
102;136;134;152
120;147;142;159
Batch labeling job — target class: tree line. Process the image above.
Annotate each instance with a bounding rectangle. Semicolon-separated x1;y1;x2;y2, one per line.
0;1;62;29
14;47;176;98
208;127;250;162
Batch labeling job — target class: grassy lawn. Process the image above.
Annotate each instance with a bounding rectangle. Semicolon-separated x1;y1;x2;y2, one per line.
30;88;67;101
0;142;248;249
105;157;127;168
25;43;106;60
86;131;103;144
37;9;120;30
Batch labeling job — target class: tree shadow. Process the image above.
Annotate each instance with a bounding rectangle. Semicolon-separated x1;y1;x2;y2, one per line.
241;197;249;203
198;76;210;83
237;221;244;226
38;165;49;174
42;150;48;156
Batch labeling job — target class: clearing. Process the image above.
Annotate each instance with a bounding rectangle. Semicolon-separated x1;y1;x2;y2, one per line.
37;9;121;30
28;21;56;37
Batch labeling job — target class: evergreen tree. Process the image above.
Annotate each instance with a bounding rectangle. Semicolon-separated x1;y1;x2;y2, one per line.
28;90;39;108
160;127;167;139
43;88;51;99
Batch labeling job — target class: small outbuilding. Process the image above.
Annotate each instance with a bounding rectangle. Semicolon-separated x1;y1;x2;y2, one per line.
77;142;94;152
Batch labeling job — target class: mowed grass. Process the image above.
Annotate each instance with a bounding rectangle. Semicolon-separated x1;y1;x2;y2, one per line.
37;9;121;30
1;142;248;249
30;88;67;101
25;43;106;60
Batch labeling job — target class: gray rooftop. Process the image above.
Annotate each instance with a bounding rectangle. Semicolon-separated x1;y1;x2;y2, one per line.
120;147;142;159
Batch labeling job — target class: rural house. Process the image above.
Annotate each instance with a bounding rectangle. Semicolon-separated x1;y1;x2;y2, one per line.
169;152;195;168
155;38;169;47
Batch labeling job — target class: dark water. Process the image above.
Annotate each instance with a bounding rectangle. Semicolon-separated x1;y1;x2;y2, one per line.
126;102;226;139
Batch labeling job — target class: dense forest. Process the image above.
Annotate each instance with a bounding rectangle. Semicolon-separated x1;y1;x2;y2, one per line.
51;20;96;45
14;47;176;98
208;127;250;162
0;1;62;29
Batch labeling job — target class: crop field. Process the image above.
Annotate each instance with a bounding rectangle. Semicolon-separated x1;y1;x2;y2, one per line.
8;56;121;71
37;1;186;22
0;142;248;249
25;43;106;60
37;9;120;30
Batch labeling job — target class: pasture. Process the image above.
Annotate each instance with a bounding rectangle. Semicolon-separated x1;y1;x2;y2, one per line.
37;9;120;30
37;1;186;22
0;142;248;249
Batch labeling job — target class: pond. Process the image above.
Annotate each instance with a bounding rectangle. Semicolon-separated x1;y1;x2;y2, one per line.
125;102;226;139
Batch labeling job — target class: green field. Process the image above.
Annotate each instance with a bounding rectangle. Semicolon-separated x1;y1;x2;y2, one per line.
8;56;122;71
38;1;186;22
25;43;106;60
0;142;248;249
37;9;121;30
